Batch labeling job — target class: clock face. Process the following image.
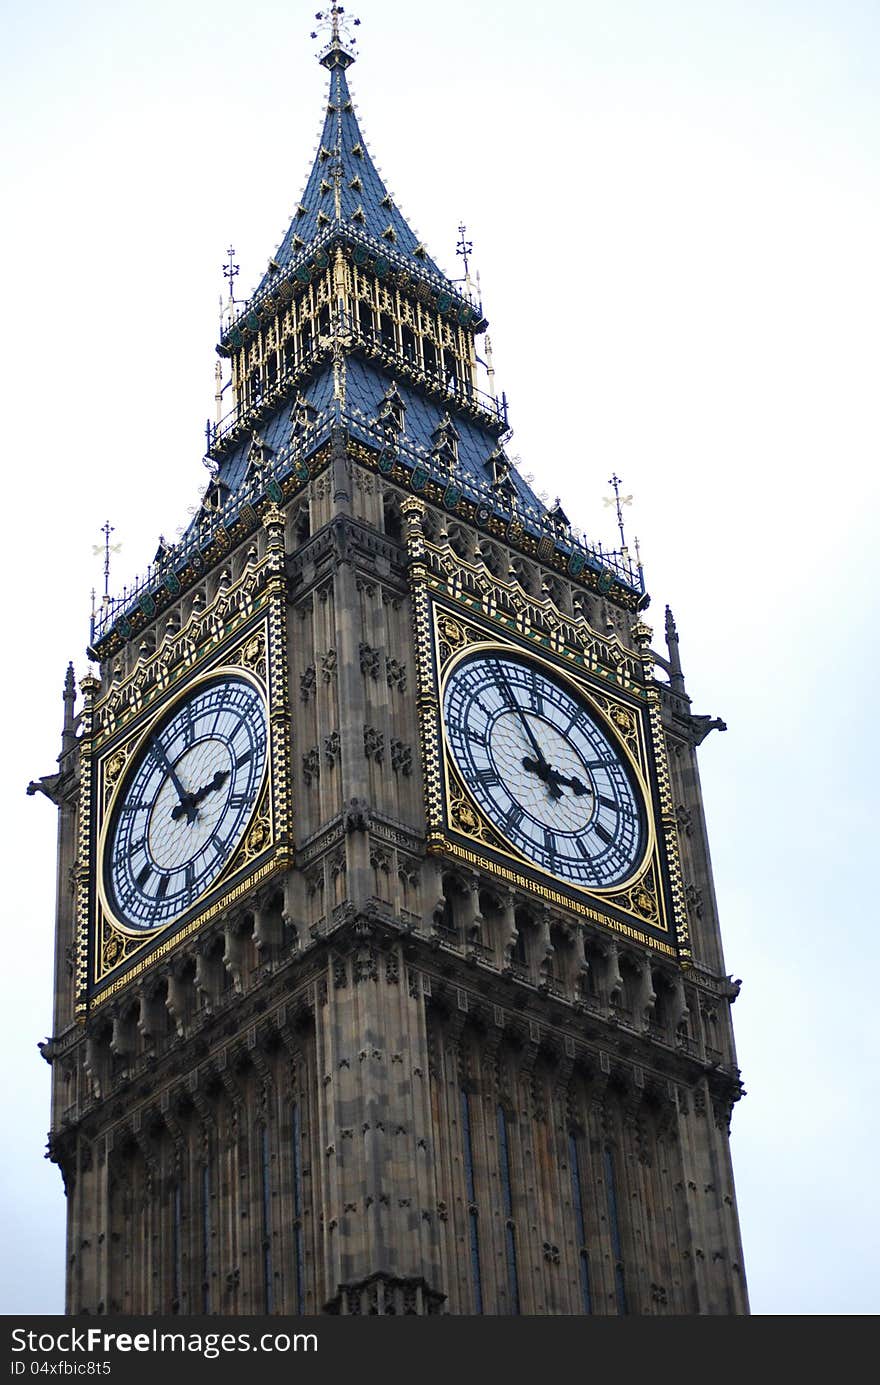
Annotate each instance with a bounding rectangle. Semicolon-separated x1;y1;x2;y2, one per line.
104;675;268;930
443;652;646;888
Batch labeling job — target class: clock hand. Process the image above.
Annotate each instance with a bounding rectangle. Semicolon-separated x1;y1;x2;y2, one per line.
150;737;197;824
521;755;564;800
170;769;230;821
494;662;551;772
545;767;590;797
492;663;565;801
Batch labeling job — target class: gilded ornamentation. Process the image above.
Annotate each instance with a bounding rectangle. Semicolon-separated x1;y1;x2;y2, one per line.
239;631;266;678
423;601;686;954
610;705;635;735
451;799;479;834
589;688;641;759
105;750;126;785
91;561;271;748
603;868;660;925
103;934;123;967
424;539;642;693
85;602;293;1007
437;614;465;651
245;816;270;858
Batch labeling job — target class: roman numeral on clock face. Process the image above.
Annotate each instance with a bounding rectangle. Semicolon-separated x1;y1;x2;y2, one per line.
504;804;524;834
476;767;500;787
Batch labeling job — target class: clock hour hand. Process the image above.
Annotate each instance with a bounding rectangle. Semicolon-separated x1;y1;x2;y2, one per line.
521;755;563;800
170;769;230;821
546;768;590;797
150;737;197;824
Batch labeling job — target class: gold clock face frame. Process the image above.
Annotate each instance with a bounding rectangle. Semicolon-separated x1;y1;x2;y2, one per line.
80;599;293;1010
440;642;653;894
419;598;685;956
97;666;269;936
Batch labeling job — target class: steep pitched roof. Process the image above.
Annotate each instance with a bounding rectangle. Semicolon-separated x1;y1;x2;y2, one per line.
255;44;444;296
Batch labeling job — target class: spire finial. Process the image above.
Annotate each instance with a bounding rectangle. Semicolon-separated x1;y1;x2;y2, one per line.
456;223;473;280
92;522;121;605
604;473;633;553
223;245;239;309
312;6;360;68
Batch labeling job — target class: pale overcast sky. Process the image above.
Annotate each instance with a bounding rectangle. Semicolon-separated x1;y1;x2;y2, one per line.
2;0;879;1315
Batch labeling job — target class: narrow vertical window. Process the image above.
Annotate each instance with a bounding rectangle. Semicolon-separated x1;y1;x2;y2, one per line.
460;1088;483;1314
568;1133;592;1314
261;1125;274;1314
171;1181;182;1313
604;1146;628;1315
201;1160;211;1315
291;1103;305;1314
497;1106;520;1314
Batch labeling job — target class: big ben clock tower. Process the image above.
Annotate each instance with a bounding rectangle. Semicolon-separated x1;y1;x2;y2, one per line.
35;12;748;1316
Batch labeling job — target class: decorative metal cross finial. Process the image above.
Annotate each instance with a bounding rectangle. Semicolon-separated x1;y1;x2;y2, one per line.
92;521;122;603
311;5;360;51
456;224;473;279
223;245;239;304
604;473;633;551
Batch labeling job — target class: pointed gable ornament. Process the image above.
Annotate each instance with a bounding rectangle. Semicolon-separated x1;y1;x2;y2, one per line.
245;430;274;480
201;477;231;515
546;496;571;533
430;413;460;474
485;444;517;499
290;391;319;441
153;535;172;565
377;381;407;437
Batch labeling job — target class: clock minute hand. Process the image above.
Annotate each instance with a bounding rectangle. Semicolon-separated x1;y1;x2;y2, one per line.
150;737;198;824
494;662;550;769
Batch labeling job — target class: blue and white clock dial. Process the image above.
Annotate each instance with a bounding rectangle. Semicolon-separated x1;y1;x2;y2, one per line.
104;675;268;930
443;652;646;888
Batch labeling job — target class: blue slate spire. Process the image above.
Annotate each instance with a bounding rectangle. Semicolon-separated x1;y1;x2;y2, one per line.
256;41;445;294
88;24;644;659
